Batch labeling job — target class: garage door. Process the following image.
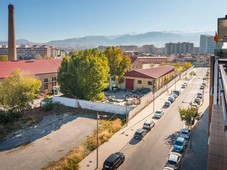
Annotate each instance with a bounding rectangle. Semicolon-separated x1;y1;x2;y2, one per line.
126;79;134;90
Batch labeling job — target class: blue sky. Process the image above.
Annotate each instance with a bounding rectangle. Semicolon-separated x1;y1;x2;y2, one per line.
0;0;226;42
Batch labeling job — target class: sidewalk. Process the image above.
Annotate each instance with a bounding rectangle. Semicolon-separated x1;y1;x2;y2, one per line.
79;72;195;170
181;84;209;170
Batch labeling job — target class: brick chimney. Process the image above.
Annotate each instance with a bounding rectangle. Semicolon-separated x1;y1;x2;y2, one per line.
8;4;17;61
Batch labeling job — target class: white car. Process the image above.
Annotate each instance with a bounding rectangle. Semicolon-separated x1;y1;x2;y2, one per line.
164;152;182;170
154;109;164;119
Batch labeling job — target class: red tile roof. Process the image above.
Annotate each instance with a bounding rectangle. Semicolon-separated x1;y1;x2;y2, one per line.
124;65;174;79
0;59;62;78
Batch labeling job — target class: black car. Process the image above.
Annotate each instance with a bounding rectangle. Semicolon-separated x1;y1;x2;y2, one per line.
103;152;125;170
134;128;147;140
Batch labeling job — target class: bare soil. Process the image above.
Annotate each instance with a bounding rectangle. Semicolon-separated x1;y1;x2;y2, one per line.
0;107;79;140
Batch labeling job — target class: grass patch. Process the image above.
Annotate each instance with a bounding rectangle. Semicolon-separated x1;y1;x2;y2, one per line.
42;118;122;170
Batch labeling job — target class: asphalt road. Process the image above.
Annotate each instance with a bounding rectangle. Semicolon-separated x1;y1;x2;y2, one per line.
119;68;208;170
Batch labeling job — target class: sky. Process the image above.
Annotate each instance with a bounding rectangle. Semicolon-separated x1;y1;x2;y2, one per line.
0;0;227;42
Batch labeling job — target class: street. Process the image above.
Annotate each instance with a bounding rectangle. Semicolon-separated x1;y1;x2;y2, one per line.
118;67;209;170
79;67;209;170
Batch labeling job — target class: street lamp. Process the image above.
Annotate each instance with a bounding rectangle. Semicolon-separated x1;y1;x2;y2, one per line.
153;80;156;113
96;112;99;170
96;112;107;169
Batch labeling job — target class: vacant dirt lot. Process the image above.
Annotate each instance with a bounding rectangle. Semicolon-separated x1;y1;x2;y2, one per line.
0;109;97;170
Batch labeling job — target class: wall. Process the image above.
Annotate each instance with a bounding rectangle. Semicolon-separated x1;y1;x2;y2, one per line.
53;96;133;115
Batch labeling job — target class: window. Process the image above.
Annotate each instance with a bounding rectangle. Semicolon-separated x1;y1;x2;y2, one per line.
138;80;142;84
44;78;48;90
148;81;152;85
52;77;57;87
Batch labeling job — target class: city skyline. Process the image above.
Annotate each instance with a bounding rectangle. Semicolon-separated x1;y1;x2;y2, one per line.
0;0;226;42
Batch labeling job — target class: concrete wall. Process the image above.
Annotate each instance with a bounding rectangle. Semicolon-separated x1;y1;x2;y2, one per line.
53;96;133;115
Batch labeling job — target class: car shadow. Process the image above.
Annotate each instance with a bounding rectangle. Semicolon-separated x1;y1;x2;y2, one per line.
164;131;180;146
129;138;141;145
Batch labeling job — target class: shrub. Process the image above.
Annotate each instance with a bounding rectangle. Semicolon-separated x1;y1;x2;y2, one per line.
41;101;54;111
0;110;21;124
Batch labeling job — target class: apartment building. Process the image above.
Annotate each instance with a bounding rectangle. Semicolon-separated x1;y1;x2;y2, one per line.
0;45;66;59
165;42;194;55
199;35;216;54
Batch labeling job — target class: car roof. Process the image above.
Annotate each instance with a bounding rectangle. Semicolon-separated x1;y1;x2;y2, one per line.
136;128;146;133
176;137;185;142
168;152;181;162
181;128;190;132
144;119;153;124
105;153;121;162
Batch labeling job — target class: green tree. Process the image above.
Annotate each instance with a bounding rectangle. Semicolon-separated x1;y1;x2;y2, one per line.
190;71;196;76
0;55;8;61
183;62;192;69
104;47;131;87
178;106;199;126
0;69;41;112
58;49;109;101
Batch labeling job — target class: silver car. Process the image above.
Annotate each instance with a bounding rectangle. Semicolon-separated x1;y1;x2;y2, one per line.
164;152;182;170
154;109;164;119
180;128;191;140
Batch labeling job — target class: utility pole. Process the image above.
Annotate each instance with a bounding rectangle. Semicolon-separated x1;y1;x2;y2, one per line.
96;112;99;169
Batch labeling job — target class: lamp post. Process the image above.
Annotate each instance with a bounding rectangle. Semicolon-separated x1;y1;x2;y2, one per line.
96;113;107;169
153;80;156;113
96;112;99;170
125;101;129;126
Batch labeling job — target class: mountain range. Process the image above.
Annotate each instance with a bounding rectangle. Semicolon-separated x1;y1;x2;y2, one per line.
0;31;214;50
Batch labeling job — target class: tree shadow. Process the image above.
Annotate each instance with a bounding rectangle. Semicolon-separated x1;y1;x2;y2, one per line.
164;131;180;147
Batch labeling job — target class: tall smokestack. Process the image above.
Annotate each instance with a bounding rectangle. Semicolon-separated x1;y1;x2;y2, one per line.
8;4;17;61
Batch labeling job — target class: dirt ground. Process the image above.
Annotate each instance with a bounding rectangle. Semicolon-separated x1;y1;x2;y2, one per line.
0;107;78;140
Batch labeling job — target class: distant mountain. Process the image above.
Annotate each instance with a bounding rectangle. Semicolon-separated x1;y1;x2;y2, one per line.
47;31;204;49
1;31;214;49
0;39;34;45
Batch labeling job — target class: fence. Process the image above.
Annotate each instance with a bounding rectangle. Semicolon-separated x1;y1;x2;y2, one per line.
53;96;133;115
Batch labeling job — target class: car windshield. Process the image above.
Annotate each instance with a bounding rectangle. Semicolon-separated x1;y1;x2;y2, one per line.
135;132;142;135
155;111;161;114
181;131;188;135
104;161;112;166
168;160;177;165
175;141;183;146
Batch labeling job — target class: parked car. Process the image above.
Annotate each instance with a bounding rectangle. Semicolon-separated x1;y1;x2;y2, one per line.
163;167;174;170
163;101;171;108
194;97;202;105
179;128;191;140
173;90;181;96
154;109;164;119
134;128;147;140
164;152;182;170
168;96;175;103
103;152;125;170
143;120;155;131
173;137;187;153
181;83;187;88
191;102;199;109
200;84;205;90
171;93;178;99
197;92;203;99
